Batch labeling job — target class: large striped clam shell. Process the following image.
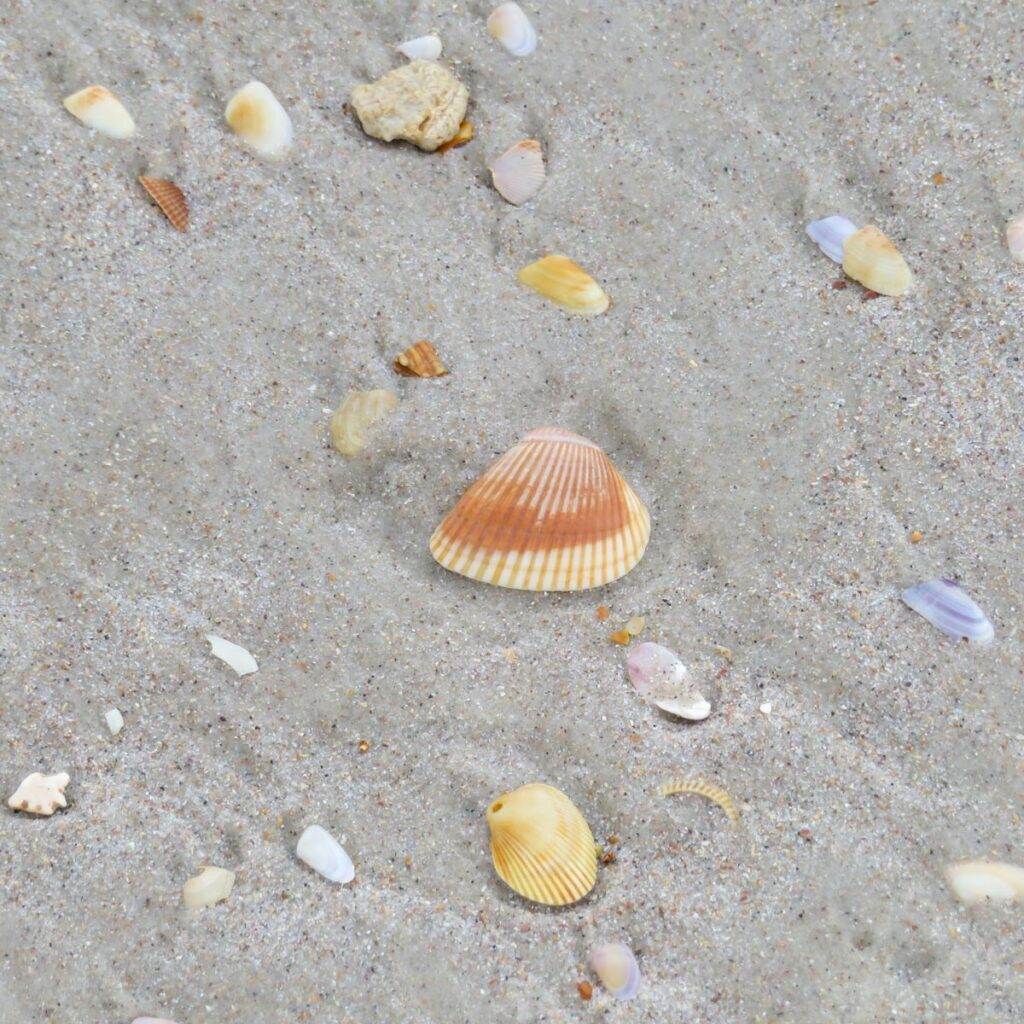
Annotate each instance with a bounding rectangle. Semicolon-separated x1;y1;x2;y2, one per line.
429;427;650;591
486;783;597;906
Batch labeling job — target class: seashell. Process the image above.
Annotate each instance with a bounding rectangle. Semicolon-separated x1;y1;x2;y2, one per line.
205;634;259;675
946;861;1024;905
296;825;355;884
589;943;641;1000
63;85;135;139
517;255;609;315
139;176;189;232
1006;215;1024;262
806;215;857;263
902;578;993;643
435;119;474;154
487;3;537;57
351;61;469;153
490;140;545;205
397;34;442;61
394;341;447;378
486;783;597;905
624;615;645;636
329;389;398;457
104;708;124;735
658;777;739;822
841;225;912;296
7;771;70;816
627;642;710;721
430;427;650;591
224;81;293;157
182;865;235;908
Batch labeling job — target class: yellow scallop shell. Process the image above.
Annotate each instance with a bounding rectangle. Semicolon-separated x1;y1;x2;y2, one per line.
517;255;609;315
486;783;597;906
841;225;912;296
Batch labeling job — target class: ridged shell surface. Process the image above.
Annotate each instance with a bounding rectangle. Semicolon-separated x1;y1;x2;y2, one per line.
486;783;597;906
139;176;189;231
429;427;650;591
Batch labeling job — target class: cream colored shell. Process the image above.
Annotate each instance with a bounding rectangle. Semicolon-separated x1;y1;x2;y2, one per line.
841;226;912;296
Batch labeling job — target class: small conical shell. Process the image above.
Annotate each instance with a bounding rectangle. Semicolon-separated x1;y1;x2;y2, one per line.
394;341;447;378
63;86;135;139
486;783;596;906
841;225;912;296
487;3;537;56
330;389;398;456
225;81;293;157
182;865;235;908
517;255;609;315
430;427;650;591
139;176;189;231
490;140;545;205
397;34;442;60
296;825;355;884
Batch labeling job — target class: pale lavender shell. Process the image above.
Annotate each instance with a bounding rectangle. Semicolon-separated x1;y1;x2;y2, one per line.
590;942;641;1000
806;214;857;263
902;578;993;643
626;642;687;699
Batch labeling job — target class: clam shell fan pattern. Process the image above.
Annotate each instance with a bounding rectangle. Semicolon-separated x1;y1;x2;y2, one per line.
429;427;650;591
486;783;597;906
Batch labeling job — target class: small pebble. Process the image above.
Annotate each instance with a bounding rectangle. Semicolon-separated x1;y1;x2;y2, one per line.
759;701;772;715
909;530;924;544
624;616;646;636
104;708;124;735
577;981;593;1001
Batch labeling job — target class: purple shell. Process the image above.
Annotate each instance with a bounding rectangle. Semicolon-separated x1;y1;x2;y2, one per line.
589;943;641;1000
806;214;857;263
902;579;994;643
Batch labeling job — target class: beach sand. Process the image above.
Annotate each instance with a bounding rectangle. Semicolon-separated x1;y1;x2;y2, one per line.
1;1;1023;1021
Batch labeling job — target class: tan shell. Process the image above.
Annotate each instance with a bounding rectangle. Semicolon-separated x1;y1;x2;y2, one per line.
436;120;474;154
224;81;293;157
517;255;609;315
330;389;398;456
430;427;650;591
139;176;189;231
841;226;912;296
63;85;135;139
7;771;70;816
393;341;447;378
182;865;235;908
350;61;469;152
490;140;545;205
486;783;597;906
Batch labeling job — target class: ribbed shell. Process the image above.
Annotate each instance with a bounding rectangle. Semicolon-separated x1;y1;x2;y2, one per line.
486;783;597;906
517;255;609;315
841;226;912;296
429;427;650;591
490;139;545;205
393;340;447;377
139;176;189;231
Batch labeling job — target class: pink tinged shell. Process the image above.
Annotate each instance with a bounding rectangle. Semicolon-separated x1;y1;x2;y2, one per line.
590;943;641;1000
902;579;993;643
627;642;686;698
1007;215;1024;262
490;140;545;205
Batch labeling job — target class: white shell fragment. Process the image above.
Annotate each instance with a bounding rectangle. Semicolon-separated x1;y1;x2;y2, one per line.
63;85;135;139
946;861;1024;905
8;771;70;816
902;579;994;643
806;214;857;263
224;81;293;157
626;642;710;721
104;708;124;735
296;825;355;884
1007;215;1024;262
490;140;545;205
398;34;442;61
590;943;641;1000
182;865;235;908
205;634;259;676
487;3;537;56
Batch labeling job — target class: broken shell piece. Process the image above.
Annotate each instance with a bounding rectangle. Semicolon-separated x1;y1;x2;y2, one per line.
296;825;355;884
658;777;739;822
435;119;474;154
182;865;235;908
517;255;609;315
806;215;857;263
350;61;469;153
590;943;641;1001
486;783;597;905
394;341;447;378
902;578;993;643
627;642;710;721
490;140;545;205
430;427;650;591
807;216;912;295
63;85;135;139
8;772;70;816
225;81;293;157
205;634;258;676
1006;215;1024;262
104;708;124;735
487;3;537;57
398;34;442;60
624;616;645;636
329;389;398;457
946;861;1024;905
139;176;189;231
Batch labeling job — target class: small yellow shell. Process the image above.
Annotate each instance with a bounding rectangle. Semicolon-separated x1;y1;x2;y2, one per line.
841;226;912;296
517;255;609;315
329;389;398;457
658;777;740;822
486;783;597;906
63;85;135;139
393;341;447;378
182;865;235;908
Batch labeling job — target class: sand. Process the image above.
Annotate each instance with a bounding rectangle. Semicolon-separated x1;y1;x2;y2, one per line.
2;1;1023;1021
